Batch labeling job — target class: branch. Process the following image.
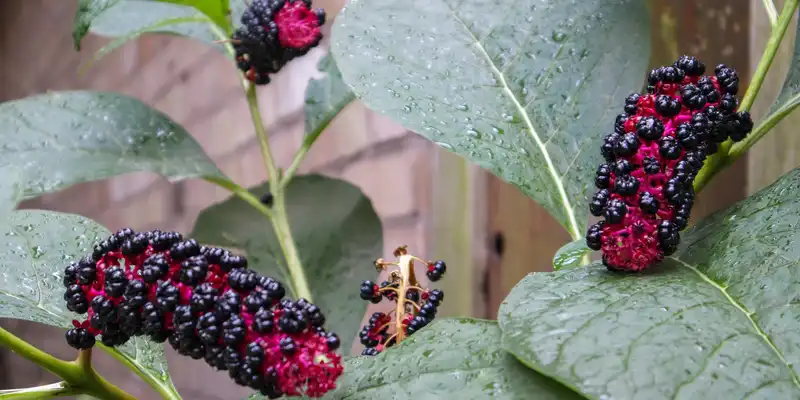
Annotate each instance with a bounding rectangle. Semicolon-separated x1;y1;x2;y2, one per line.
0;328;136;400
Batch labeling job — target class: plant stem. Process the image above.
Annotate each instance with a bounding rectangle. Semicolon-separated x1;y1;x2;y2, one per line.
245;83;282;187
281;133;317;189
762;0;779;27
0;328;135;400
241;82;313;301
0;327;75;380
0;382;80;399
694;0;799;193
204;176;273;219
209;17;313;301
70;349;136;400
740;0;797;114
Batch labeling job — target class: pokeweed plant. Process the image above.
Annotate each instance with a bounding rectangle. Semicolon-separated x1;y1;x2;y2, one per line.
0;0;799;400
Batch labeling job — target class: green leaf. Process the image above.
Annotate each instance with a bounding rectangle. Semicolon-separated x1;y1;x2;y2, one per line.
157;0;230;29
0;210;174;390
498;167;800;399
190;175;382;351
552;239;591;271
74;0;224;52
304;54;356;139
319;318;581;399
0;168;23;214
331;0;650;239
0;91;223;199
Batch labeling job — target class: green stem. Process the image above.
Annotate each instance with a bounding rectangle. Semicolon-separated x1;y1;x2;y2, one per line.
0;327;75;380
203;176;273;219
694;0;799;193
0;328;135;400
762;0;779;27
281;133;317;189
245;83;282;189
0;382;80;399
241;84;313;301
209;15;313;301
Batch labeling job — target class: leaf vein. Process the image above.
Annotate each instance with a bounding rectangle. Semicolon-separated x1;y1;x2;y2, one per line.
443;3;580;240
673;257;800;389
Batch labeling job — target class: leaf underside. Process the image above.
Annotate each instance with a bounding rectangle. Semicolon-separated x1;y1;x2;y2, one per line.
304;54;357;138
499;167;800;399
190;175;383;352
321;318;582;400
0;91;223;199
331;0;650;238
0;210;172;387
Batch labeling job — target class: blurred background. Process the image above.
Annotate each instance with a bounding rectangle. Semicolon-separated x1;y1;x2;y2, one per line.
1;0;799;398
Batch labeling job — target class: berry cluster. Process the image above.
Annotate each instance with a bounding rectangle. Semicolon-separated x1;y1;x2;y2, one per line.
62;229;342;398
233;0;325;84
358;246;445;356
586;56;753;272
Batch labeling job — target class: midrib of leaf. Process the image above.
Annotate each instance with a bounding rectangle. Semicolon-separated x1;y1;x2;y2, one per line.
446;6;581;240
672;257;800;389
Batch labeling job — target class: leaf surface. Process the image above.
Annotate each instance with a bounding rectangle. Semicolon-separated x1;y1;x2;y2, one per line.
499;168;800;399
332;0;650;238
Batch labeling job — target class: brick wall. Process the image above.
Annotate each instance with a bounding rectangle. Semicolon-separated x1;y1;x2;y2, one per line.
0;0;435;398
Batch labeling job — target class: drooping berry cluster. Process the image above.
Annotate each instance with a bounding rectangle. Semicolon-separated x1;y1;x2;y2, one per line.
586;56;753;272
233;0;325;84
62;229;342;398
358;246;445;356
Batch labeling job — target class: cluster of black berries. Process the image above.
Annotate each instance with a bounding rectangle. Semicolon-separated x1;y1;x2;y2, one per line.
586;56;753;271
62;229;343;398
233;0;325;84
426;260;446;281
358;248;446;356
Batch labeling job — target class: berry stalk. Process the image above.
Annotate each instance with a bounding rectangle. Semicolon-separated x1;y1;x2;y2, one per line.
0;328;134;400
693;0;799;193
0;382;80;399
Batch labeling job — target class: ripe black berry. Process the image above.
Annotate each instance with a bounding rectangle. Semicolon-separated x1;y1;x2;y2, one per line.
66;327;95;349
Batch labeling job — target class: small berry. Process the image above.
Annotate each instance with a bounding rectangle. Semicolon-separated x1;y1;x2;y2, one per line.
66;327;95;349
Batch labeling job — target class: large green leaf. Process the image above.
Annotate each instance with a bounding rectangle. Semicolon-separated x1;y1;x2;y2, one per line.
0;210;174;391
0;91;223;199
74;0;230;50
331;0;650;239
498;168;800;399
190;175;382;351
319;318;581;400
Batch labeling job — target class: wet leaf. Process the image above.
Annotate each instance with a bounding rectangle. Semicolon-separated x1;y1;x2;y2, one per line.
304;54;356;139
190;175;382;351
0;91;223;199
499;167;800;399
0;168;23;214
319;318;581;400
0;210;173;389
331;0;650;239
552;239;591;271
73;0;229;50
